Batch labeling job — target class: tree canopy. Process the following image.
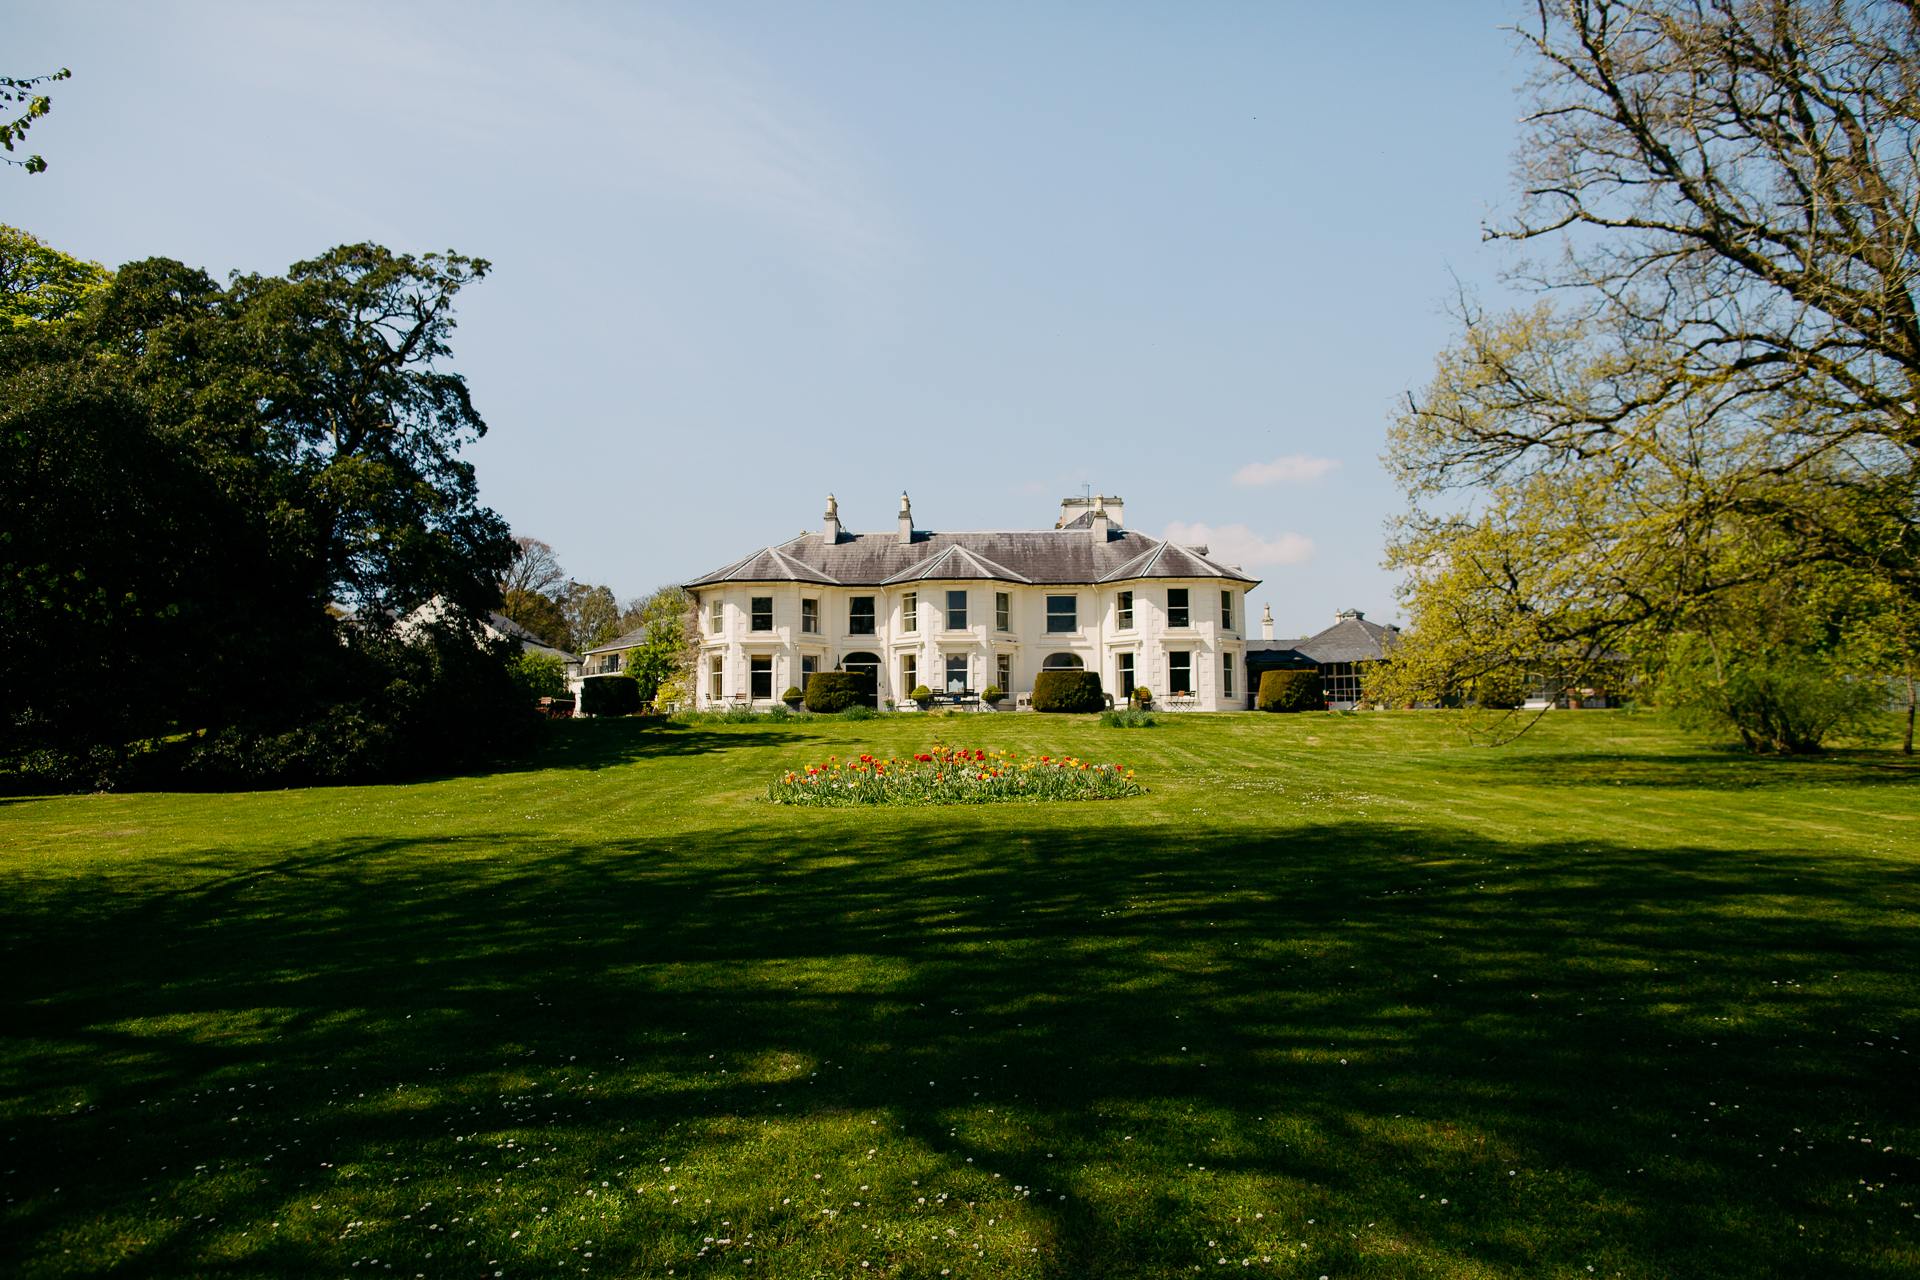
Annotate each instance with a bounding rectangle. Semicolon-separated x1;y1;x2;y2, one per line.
1;232;530;787
1384;0;1920;751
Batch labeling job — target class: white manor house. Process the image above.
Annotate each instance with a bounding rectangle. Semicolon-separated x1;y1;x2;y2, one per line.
660;493;1260;711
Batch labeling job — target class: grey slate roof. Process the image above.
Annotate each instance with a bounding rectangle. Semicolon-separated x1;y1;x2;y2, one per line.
686;527;1260;589
695;545;842;586
1243;612;1399;665
486;611;579;662
583;625;647;658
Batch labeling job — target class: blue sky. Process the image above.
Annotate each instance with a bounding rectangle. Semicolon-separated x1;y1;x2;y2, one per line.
10;1;1527;637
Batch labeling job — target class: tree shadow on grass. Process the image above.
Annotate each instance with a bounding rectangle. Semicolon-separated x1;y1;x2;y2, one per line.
492;719;833;775
2;819;1917;1278
1432;749;1920;791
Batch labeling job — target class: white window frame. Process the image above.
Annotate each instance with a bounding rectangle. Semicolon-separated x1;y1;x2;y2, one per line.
945;590;968;631
902;591;917;632
995;591;1011;632
1117;590;1133;630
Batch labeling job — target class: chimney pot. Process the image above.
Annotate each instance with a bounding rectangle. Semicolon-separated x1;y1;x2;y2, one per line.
897;491;914;544
823;493;841;543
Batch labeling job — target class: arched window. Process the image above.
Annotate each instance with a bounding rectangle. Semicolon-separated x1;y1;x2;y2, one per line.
1042;652;1084;670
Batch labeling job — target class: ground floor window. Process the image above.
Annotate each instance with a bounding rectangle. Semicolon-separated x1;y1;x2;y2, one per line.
1117;651;1135;696
750;655;773;699
801;655;817;694
996;652;1011;693
1322;661;1364;704
1168;650;1192;694
1222;653;1234;697
902;653;917;697
708;654;724;700
945;654;969;693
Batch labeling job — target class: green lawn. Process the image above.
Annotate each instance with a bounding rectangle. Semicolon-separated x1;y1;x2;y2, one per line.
2;710;1916;1279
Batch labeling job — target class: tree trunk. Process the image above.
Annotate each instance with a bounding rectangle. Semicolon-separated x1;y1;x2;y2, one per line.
1906;669;1916;757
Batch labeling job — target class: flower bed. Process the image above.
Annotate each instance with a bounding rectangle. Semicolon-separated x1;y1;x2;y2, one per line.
766;746;1146;807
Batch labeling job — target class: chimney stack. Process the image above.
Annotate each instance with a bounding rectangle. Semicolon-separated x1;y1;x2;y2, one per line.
823;493;841;543
1262;604;1274;640
897;491;914;544
1090;495;1110;541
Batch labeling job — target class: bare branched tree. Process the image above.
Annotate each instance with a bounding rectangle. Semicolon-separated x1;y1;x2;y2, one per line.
1386;1;1920;739
500;536;567;597
1407;0;1920;495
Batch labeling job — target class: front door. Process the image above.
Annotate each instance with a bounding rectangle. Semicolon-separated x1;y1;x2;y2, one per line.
843;652;881;706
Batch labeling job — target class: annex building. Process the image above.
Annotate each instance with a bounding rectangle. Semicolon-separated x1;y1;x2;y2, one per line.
676;493;1259;711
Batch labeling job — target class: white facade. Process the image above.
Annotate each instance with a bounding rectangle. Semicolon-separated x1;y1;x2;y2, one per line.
692;577;1248;711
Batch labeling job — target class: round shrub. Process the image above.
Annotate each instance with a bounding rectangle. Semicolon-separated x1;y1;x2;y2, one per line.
580;674;641;716
805;669;873;713
982;685;1005;703
782;685;804;703
910;684;933;701
1257;668;1322;713
1032;669;1104;713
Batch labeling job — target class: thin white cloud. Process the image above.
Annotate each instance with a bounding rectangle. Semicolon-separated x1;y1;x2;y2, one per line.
1230;454;1341;487
1161;521;1314;567
211;0;895;272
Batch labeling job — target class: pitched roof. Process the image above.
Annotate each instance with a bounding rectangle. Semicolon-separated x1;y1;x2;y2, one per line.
1294;611;1400;664
881;544;1032;584
484;611;580;662
685;527;1260;589
689;545;843;587
582;625;647;657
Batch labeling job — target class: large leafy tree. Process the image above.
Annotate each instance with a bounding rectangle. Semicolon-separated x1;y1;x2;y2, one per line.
1;224;107;325
1;237;525;784
1386;0;1920;749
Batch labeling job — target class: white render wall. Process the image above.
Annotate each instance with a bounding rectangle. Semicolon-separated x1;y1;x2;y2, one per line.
692;580;1247;710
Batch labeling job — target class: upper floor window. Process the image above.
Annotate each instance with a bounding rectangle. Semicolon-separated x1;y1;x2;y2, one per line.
750;596;773;631
1117;590;1133;629
1167;588;1190;628
849;596;876;635
945;590;968;630
708;598;724;633
995;592;1010;632
1047;595;1077;633
902;592;918;632
1221;590;1234;632
800;597;819;634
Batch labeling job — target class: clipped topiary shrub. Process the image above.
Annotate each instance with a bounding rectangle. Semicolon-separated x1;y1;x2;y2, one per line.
1032;669;1104;713
910;684;933;702
805;670;873;713
982;685;1004;703
1257;669;1322;713
581;674;642;716
782;685;804;704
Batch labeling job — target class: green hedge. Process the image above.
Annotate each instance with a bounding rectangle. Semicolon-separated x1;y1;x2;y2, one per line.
804;670;873;713
1257;669;1322;713
581;674;641;716
1032;669;1104;713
